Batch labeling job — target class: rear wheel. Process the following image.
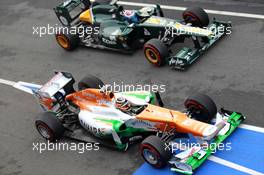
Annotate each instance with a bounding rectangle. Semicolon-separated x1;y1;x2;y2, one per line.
35;112;64;142
184;93;217;123
140;136;172;168
182;7;209;27
55;29;79;51
78;75;105;91
143;39;169;67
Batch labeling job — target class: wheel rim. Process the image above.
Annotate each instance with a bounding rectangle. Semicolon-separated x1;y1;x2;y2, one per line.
57;35;69;49
186;100;203;111
142;149;159;165
37;124;51;139
145;48;159;64
186;100;211;122
183;13;200;26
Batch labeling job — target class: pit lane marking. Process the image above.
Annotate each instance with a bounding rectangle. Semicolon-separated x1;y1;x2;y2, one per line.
208;156;264;175
240;124;264;134
115;1;264;20
0;78;16;86
175;143;264;175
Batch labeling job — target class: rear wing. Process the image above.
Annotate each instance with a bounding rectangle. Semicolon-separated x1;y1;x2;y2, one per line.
54;0;91;26
4;72;75;98
54;0;118;26
0;72;75;112
38;72;74;98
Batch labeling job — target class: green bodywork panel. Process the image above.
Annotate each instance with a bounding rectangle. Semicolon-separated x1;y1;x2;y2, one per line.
169;20;232;69
118;91;155;103
95;118;146;137
95;117;147;150
92;4;118;24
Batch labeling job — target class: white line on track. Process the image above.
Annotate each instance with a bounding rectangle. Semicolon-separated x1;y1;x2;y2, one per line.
0;78;16;86
116;1;264;20
209;156;264;175
239;124;264;134
175;143;264;175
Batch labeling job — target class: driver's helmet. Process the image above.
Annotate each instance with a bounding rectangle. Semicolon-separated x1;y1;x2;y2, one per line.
122;10;139;23
115;97;131;112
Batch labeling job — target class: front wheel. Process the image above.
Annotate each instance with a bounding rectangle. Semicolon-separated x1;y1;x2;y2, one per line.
184;93;217;123
140;136;172;168
143;39;169;67
182;7;209;27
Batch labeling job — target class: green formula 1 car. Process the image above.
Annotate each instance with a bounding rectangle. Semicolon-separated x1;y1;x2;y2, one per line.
54;0;231;70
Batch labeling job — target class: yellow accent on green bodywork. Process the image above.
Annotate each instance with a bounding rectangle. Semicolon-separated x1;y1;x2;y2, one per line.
79;9;93;24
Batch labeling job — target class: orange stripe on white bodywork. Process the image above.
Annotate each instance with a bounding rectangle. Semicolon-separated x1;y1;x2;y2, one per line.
136;104;217;138
66;88;113;110
67;89;218;138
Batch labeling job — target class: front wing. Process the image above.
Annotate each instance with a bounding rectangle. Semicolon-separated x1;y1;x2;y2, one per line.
168;109;245;174
168;19;232;70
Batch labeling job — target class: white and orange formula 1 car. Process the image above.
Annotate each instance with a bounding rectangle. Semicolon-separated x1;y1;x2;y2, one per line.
1;71;245;174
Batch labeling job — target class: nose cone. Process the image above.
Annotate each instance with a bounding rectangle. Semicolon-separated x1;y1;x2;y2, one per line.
174;23;213;37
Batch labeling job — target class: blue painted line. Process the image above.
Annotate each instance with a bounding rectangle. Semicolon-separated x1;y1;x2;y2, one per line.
214;128;264;173
133;164;173;175
133;127;264;175
133;160;249;175
195;160;249;175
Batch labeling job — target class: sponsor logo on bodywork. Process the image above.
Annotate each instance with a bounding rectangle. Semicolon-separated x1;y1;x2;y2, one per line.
80;119;105;136
102;37;117;45
126;119;157;130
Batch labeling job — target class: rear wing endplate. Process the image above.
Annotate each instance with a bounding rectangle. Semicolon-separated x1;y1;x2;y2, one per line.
54;0;91;26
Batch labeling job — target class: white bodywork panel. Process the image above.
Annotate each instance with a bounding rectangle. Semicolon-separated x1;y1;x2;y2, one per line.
78;91;155;137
